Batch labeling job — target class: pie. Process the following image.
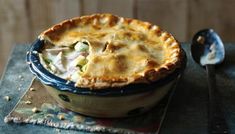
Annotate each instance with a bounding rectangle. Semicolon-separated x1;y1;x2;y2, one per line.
38;13;184;89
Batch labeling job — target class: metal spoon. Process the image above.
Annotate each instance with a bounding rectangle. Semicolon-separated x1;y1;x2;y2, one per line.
191;29;228;134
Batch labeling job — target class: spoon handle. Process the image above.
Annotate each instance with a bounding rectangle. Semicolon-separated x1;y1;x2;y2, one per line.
206;65;229;134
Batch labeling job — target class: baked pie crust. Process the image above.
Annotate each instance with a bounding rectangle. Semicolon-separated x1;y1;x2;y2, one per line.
39;13;184;89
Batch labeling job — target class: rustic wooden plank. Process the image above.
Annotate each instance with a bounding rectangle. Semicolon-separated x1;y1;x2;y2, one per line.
50;0;81;23
188;0;235;42
97;0;134;18
82;0;134;18
81;0;99;15
26;0;53;40
136;0;188;42
0;0;30;76
27;0;82;39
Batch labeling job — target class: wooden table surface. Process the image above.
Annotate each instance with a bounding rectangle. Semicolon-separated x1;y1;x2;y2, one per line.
0;43;235;134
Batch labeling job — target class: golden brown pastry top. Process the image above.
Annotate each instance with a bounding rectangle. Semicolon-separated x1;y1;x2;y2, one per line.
39;13;183;89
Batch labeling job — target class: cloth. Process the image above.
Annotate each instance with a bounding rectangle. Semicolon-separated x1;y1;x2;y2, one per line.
4;77;180;134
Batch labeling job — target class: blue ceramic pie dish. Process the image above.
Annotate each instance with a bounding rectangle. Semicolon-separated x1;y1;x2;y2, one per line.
26;39;187;117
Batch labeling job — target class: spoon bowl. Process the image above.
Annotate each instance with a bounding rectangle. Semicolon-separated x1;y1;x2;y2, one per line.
191;29;225;66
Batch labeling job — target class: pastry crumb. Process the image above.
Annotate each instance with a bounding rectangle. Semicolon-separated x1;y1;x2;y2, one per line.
4;96;11;101
55;128;61;132
57;114;65;120
32;107;40;113
18;75;23;79
30;88;36;91
197;36;205;44
19;75;24;81
25;100;32;105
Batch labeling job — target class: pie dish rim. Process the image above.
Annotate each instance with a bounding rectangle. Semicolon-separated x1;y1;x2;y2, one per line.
26;39;186;96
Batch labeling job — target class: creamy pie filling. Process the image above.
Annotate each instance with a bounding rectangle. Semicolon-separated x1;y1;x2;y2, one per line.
39;40;90;82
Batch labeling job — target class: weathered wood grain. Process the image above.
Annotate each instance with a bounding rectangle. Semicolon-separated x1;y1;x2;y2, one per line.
82;0;134;18
50;0;81;23
26;0;54;40
26;0;81;39
188;0;235;42
0;0;30;76
81;0;99;15
136;0;188;41
97;0;134;18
